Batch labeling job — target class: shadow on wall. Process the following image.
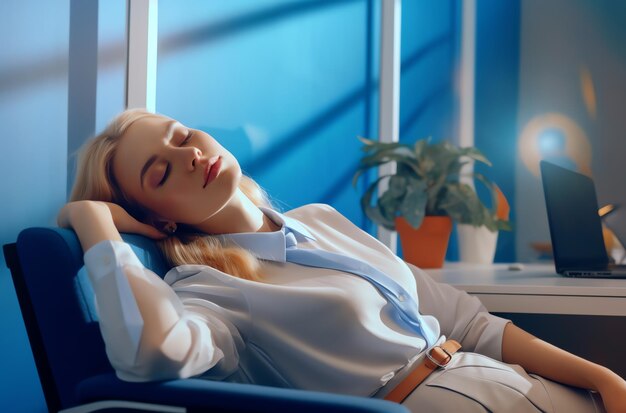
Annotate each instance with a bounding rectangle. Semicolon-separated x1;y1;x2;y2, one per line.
1;0;360;97
400;33;455;135
1;0;454;213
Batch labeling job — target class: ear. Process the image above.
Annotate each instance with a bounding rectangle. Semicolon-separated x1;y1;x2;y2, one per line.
153;219;178;235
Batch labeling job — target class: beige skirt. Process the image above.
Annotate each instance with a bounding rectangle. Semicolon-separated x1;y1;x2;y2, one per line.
402;352;605;413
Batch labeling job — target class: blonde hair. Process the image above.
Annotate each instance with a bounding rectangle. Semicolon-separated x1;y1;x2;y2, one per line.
71;108;272;281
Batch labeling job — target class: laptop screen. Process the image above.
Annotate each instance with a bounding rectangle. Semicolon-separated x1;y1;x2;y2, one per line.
540;161;609;271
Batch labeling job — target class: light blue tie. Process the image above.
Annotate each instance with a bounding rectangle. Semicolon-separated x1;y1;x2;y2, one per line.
283;227;438;347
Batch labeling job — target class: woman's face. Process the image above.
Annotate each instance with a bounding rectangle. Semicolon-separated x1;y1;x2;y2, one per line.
112;114;241;226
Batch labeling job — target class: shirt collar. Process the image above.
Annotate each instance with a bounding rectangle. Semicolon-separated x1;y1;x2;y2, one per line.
217;206;315;263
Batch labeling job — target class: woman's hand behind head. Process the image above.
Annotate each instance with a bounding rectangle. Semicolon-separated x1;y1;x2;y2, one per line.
104;201;169;240
58;200;167;251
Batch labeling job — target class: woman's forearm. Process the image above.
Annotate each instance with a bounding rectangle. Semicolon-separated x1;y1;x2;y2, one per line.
501;322;619;391
59;201;212;378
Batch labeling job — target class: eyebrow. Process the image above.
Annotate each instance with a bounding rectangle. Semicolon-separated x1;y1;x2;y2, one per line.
139;120;178;189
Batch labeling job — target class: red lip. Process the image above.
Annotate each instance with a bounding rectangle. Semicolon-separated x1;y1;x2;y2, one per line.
204;156;222;188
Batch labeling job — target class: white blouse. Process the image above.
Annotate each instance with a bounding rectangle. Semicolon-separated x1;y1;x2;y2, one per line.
83;203;510;397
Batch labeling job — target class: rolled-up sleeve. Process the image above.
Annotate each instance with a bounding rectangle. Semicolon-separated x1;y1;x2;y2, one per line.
84;240;239;382
406;262;511;361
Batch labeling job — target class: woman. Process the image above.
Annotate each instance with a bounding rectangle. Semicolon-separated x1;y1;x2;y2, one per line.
58;109;626;412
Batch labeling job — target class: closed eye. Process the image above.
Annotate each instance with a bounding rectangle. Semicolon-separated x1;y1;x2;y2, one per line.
157;163;171;187
155;130;193;187
180;130;194;146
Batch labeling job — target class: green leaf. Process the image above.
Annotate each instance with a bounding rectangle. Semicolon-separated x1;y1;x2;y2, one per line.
357;136;376;146
361;146;416;163
400;181;428;229
439;184;481;224
473;172;497;215
358;149;422;178
364;203;395;230
352;169;365;188
459;147;492;166
388;176;407;198
379;190;402;222
359;175;396;229
413;139;429;158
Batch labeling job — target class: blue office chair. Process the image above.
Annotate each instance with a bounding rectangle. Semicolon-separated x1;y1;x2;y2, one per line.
3;227;409;413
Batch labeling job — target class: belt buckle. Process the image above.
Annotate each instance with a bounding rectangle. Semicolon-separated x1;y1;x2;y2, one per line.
425;346;453;369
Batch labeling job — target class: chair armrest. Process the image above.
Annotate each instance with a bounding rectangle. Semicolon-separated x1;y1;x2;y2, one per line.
76;373;409;413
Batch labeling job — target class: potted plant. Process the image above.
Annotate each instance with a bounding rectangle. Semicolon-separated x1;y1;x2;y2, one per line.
352;137;511;268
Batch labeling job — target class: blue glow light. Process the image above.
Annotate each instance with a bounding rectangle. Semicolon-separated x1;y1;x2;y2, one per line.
538;127;566;154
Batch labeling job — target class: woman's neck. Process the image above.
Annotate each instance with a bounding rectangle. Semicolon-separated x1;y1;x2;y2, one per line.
194;188;280;234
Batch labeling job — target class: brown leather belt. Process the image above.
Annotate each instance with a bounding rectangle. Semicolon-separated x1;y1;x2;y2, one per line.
384;339;462;403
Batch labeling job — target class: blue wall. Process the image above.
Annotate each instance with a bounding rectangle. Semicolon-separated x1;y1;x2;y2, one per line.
0;1;126;411
400;0;459;144
474;0;520;262
0;2;69;411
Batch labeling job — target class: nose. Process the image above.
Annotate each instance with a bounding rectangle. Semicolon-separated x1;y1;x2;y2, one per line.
186;147;205;171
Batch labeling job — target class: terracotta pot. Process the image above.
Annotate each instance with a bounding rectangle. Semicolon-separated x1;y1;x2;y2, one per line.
395;216;453;269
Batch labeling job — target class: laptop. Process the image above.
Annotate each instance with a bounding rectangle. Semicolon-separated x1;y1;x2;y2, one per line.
540;160;626;278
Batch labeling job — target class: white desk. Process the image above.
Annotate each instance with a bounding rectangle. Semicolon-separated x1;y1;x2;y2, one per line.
425;263;626;316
